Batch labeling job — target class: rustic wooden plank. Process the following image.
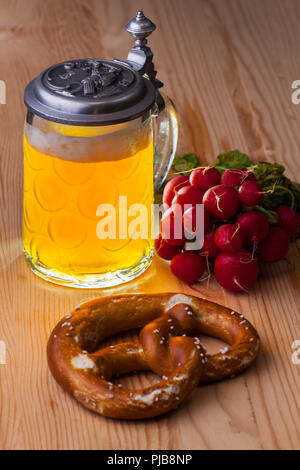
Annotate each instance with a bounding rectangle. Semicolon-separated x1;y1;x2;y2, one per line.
0;0;299;450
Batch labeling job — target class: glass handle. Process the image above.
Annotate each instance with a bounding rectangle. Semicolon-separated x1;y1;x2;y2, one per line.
153;93;178;192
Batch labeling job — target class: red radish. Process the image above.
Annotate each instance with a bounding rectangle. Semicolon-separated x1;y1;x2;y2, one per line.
214;249;259;292
275;206;300;236
172;185;205;211
237;211;269;245
203;184;240;219
183;206;210;235
214;223;244;253
238;181;264;207
201;231;221;258
163;175;190;209
155;235;182;260
190;167;221;190
221;168;256;187
171;252;206;283
257;227;290;263
161;207;185;246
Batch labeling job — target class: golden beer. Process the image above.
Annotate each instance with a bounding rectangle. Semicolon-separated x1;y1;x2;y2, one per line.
23;117;155;286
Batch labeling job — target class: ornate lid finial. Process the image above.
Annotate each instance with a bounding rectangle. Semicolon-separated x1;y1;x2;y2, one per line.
125;11;156;44
125;11;164;110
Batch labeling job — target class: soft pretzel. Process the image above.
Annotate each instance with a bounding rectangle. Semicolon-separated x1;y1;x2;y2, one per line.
47;293;260;419
80;338;204;419
141;301;260;382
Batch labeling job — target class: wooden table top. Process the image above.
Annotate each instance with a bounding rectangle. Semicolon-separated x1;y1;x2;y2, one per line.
0;0;299;450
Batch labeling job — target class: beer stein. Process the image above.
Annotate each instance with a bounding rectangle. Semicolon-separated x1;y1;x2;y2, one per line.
23;11;178;288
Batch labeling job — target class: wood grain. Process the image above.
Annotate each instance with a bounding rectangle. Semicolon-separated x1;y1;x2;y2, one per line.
0;0;299;450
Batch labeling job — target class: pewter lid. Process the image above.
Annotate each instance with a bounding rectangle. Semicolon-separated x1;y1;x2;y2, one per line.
24;58;156;126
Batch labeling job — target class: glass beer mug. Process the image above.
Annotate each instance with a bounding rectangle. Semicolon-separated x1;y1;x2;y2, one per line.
23;12;178;288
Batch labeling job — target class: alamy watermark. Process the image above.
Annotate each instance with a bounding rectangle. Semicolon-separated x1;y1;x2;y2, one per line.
0;340;6;364
95;197;205;251
291;81;300;104
291;340;300;365
0;80;6;104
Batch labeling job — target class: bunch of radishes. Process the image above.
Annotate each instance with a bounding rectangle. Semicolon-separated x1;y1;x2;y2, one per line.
155;166;299;292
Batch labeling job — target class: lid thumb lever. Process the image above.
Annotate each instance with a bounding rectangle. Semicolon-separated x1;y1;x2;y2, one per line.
125;11;165;111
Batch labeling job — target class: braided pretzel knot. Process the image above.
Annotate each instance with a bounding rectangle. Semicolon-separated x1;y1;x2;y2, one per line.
47;293;260;419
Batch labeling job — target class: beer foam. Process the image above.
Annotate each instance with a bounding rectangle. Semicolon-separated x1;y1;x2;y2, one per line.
24;120;151;163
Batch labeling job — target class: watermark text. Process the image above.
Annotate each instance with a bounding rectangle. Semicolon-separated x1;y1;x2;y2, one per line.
96;198;204;251
291;340;300;365
0;80;6;104
0;340;6;364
